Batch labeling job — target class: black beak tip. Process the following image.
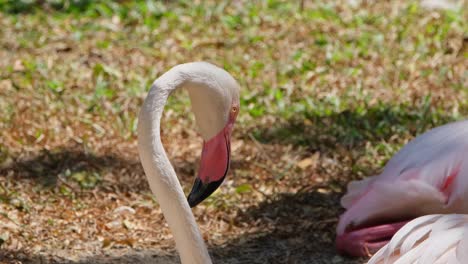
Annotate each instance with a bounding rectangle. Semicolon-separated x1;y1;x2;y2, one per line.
187;194;198;208
187;177;203;208
187;177;226;208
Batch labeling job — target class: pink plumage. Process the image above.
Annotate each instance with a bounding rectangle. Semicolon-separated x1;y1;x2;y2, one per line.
336;120;468;257
368;214;468;263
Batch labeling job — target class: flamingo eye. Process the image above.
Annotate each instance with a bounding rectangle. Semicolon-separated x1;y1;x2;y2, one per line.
231;106;238;113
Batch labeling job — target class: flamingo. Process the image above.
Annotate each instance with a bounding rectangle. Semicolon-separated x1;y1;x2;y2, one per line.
335;119;468;259
137;62;240;264
368;214;468;263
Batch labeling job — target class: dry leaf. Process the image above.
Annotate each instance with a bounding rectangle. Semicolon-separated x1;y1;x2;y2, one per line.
123;219;135;230
117;238;135;247
297;152;320;170
114;206;136;215
102;238;112;248
105;220;121;229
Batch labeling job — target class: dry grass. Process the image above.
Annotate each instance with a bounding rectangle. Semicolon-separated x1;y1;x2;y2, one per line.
0;0;467;263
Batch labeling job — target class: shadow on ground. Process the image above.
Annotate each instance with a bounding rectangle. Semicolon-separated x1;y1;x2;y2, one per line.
252;102;460;150
0;149;150;191
0;146;211;192
0;187;364;264
211;189;364;264
0;147;253;194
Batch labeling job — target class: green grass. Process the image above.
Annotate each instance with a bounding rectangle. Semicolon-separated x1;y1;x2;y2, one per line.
0;0;467;262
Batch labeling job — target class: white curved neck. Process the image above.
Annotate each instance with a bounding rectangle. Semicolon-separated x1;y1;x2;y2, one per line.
137;67;213;264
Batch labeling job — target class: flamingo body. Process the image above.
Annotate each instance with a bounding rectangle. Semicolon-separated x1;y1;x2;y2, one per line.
368;214;468;263
336;120;468;257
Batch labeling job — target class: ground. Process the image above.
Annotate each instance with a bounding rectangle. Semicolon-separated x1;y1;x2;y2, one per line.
0;0;466;263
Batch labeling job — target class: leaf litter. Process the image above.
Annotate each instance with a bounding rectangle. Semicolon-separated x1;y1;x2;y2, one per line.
0;0;467;263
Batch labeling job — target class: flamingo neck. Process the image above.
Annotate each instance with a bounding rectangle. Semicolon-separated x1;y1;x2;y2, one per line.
137;72;212;264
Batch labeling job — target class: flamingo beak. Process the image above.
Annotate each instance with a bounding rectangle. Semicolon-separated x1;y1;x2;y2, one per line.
187;123;232;208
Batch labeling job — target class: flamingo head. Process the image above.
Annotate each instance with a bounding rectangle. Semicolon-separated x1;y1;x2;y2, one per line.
187;102;239;207
184;65;240;207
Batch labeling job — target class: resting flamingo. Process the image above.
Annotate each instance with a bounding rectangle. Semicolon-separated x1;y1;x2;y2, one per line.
336;119;468;261
138;62;240;264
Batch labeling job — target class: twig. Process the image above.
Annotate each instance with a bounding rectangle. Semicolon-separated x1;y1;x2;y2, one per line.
0;212;20;226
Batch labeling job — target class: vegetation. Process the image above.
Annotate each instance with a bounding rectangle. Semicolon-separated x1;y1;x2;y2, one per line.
0;0;466;263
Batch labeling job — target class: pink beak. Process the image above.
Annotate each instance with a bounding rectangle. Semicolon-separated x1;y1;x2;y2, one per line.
336;221;409;256
187;120;234;207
